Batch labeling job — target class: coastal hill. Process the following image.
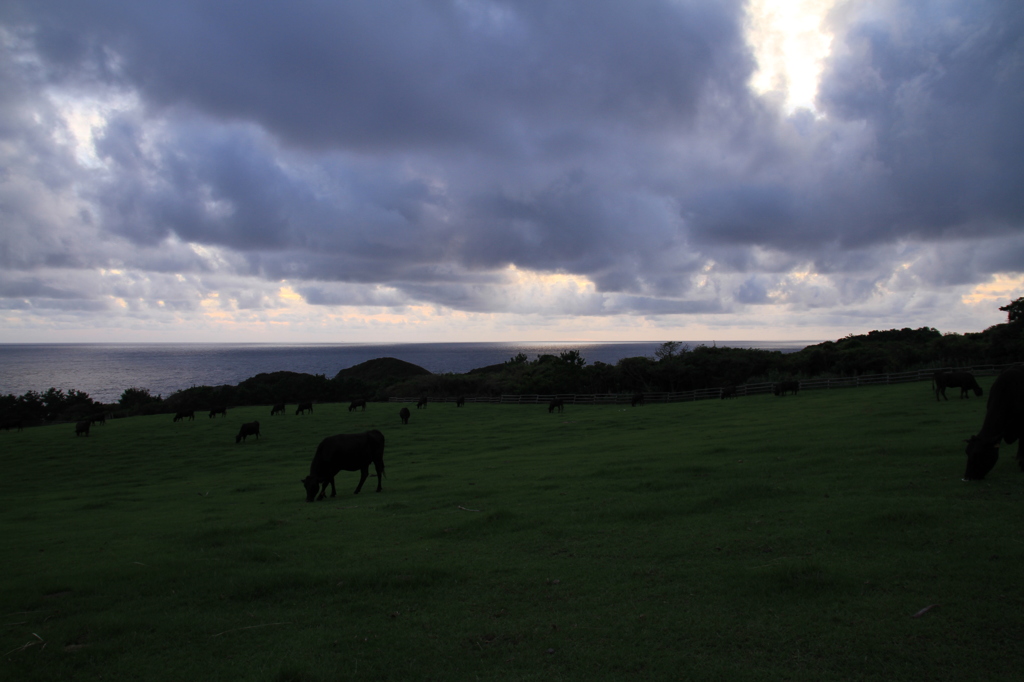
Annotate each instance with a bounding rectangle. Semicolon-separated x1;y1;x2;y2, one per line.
334;357;432;385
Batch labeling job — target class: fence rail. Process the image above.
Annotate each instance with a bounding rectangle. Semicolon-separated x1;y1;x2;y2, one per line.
389;363;1022;406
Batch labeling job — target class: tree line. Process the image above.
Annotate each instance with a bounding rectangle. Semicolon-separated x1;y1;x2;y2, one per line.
3;298;1022;428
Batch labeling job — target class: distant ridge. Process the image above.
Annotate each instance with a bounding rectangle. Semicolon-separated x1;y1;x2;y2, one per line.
334;357;431;385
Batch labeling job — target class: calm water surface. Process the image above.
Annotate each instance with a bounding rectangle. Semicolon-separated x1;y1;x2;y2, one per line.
0;341;813;403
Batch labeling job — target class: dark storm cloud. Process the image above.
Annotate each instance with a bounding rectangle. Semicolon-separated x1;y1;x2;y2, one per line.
0;276;83;299
818;0;1024;240
5;0;747;150
0;0;1022;328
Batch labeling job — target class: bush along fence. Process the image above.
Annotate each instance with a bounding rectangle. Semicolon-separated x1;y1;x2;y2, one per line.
390;363;1024;406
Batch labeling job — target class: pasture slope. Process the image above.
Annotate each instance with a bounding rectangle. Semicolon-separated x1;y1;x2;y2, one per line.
2;378;1022;681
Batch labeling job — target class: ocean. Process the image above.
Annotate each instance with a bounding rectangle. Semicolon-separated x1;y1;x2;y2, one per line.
0;341;814;404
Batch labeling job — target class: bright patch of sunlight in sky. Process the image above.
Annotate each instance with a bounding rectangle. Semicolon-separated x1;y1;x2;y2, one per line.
962;274;1024;305
746;0;836;113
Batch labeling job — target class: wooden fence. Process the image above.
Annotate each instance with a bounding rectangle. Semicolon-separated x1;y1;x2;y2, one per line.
389;363;1022;406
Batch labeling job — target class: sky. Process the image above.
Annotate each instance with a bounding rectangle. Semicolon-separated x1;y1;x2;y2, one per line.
1;0;1022;344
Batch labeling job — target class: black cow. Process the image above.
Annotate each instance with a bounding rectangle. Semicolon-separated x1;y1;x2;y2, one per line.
1;420;23;432
417;397;428;409
548;399;564;413
301;430;386;501
173;410;195;422
209;407;227;418
963;367;1024;480
89;413;107;426
349;400;367;412
399;407;411;424
235;421;261;443
721;386;737;399
773;380;799;396
75;421;90;437
271;403;286;416
631;393;645;407
296;402;314;415
456;396;465;407
935;371;984;401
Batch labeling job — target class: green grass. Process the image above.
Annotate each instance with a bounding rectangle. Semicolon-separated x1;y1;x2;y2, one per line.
2;380;1023;681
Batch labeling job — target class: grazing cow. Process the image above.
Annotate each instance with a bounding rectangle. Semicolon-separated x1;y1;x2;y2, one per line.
456;396;465;407
173;410;195;422
963;367;1024;480
934;371;984;401
631;393;646;407
235;421;261;444
89;413;107;426
349;400;367;412
75;421;90;437
301;430;386;500
548;398;564;413
417;397;428;409
209;407;227;418
296;402;314;416
399;407;411;424
773;380;799;397
2;420;23;432
271;403;286;416
721;386;737;399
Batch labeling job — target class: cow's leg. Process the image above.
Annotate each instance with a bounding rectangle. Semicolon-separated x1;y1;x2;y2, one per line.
317;481;328;501
354;466;369;494
329;476;337;498
374;464;383;492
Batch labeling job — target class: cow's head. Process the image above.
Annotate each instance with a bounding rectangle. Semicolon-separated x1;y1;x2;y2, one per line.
963;436;999;481
301;475;321;502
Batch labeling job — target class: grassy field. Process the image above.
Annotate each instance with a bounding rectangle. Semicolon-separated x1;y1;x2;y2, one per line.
2;378;1022;681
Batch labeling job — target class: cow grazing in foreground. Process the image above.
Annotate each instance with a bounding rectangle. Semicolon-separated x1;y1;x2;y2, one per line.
548;399;565;413
349;400;367;412
296;402;314;416
456;396;465;407
963;367;1024;481
773;380;799;397
271;403;286;416
173;410;195;422
302;430;386;501
721;386;737;399
235;421;261;444
417;397;428;409
631;393;645;407
934;371;984;401
75;421;90;437
209;407;227;418
399;407;411;424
